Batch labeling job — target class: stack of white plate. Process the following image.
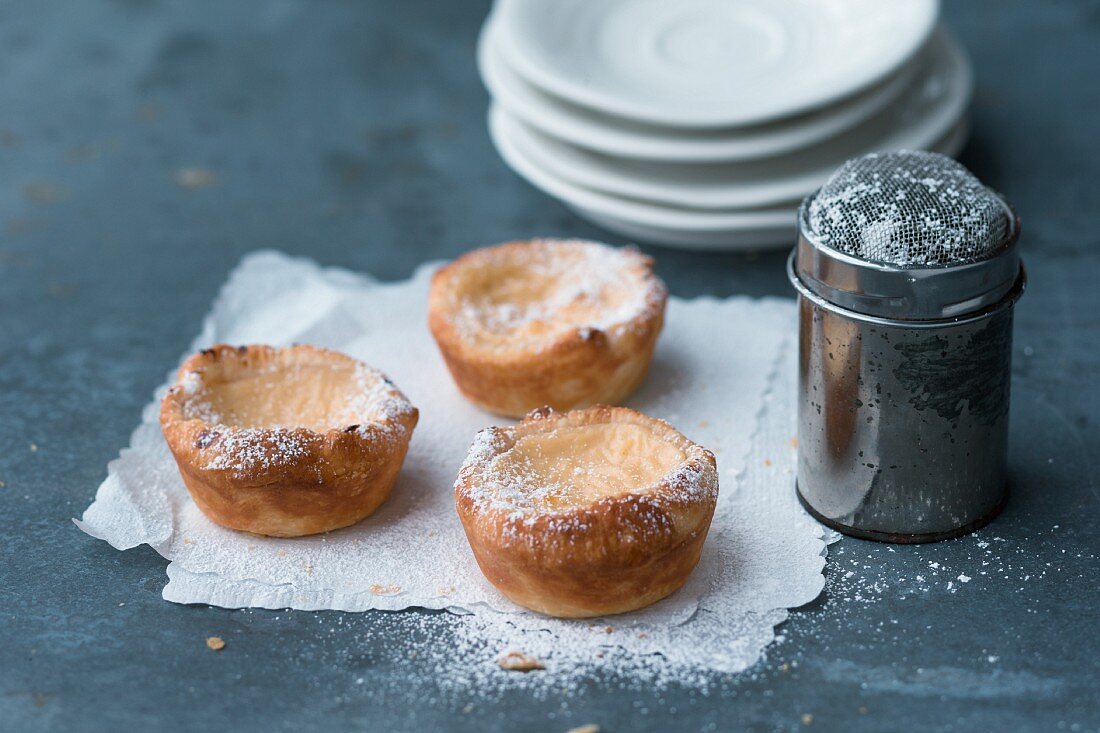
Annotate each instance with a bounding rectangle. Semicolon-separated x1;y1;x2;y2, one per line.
480;0;972;251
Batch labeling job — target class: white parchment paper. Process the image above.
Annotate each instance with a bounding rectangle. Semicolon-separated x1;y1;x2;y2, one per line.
77;251;826;679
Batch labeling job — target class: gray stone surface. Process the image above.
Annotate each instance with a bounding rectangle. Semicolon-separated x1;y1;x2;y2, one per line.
1;1;1097;730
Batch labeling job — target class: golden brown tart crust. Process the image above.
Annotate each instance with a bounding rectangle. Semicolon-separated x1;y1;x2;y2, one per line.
428;239;668;418
159;344;418;537
454;405;718;618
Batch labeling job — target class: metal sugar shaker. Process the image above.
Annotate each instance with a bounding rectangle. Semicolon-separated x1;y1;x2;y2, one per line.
787;151;1026;543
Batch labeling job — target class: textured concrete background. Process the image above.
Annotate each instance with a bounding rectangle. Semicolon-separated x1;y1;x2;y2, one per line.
1;1;1098;731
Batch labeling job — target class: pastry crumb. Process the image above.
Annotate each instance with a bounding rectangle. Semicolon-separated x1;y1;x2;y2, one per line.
801;713;814;726
370;584;401;596
206;636;226;651
566;726;600;733
790;436;798;448
763;458;772;466
498;651;544;672
175;167;219;189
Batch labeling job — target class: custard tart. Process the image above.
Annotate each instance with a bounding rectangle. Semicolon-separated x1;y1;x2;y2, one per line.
428;239;667;418
454;405;718;618
159;344;418;537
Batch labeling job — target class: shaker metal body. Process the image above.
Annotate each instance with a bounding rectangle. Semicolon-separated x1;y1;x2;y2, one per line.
788;200;1025;543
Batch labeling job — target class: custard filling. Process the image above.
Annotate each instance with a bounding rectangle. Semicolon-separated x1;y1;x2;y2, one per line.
492;423;685;510
451;246;646;351
182;363;386;432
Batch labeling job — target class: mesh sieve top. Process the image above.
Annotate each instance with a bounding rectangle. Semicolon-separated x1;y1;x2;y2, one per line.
805;151;1012;267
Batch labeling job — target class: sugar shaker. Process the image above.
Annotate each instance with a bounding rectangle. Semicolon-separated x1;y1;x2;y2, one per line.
787;151;1025;542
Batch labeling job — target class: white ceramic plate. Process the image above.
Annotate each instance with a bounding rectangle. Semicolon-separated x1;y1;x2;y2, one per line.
478;16;919;163
494;0;939;128
488;110;795;235
494;29;972;211
490;105;970;251
568;206;796;250
563;119;970;250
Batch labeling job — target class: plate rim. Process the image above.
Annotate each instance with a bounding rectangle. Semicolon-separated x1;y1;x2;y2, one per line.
493;29;973;211
494;0;941;129
489;105;971;237
489;105;797;231
570;117;968;251
479;16;921;163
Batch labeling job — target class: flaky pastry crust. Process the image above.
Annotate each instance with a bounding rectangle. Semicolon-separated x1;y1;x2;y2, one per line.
428;239;668;418
159;344;418;537
454;405;718;618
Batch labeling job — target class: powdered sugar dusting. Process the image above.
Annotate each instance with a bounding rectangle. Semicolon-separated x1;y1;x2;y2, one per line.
78;250;825;690
807;150;1012;266
448;239;663;349
343;364;416;440
458;420;715;528
203;428;314;476
176;355;415;474
180;370;202;396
